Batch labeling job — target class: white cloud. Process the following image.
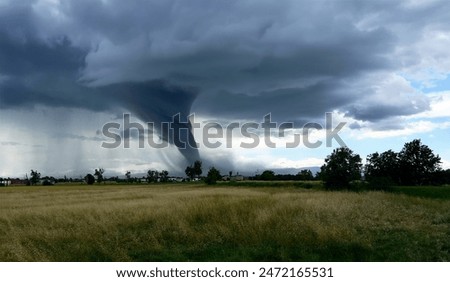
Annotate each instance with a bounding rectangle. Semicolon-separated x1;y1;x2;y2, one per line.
411;91;450;119
270;158;324;169
351;120;450;139
441;159;450;170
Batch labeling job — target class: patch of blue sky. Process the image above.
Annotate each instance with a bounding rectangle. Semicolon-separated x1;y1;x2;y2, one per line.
400;72;450;93
407;116;449;123
421;74;450;93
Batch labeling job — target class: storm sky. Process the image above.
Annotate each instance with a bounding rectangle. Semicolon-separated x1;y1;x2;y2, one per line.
1;0;450;177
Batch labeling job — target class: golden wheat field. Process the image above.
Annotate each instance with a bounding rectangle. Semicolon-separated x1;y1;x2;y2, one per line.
0;183;449;261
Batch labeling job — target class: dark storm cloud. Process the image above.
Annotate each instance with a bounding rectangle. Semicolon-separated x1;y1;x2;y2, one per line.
0;2;89;110
0;1;201;163
194;81;354;124
65;0;433;122
0;31;84;76
0;3;85;75
344;101;430;122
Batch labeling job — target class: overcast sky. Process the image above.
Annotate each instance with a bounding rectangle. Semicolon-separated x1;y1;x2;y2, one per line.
1;0;450;177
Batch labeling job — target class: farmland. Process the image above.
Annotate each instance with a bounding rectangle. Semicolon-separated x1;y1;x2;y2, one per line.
0;183;449;261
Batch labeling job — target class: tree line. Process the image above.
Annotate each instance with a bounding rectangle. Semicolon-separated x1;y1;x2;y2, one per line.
319;139;448;190
2;139;448;188
198;139;449;188
83;168;171;185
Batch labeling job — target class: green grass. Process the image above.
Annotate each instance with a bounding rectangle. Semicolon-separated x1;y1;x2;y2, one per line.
392;185;450;200
216;180;321;189
0;183;449;261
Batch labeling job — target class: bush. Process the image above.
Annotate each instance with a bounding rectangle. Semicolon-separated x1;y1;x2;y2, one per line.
348;180;369;192
260;170;275;181
367;177;394;191
85;174;95;185
295;182;314;189
42;180;54;186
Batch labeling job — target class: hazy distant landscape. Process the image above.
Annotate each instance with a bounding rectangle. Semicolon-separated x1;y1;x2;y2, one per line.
1;182;449;262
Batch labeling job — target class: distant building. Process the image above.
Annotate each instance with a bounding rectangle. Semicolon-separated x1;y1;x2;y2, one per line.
10;179;28;185
168;177;184;182
231;175;244;181
222;175;244;181
40;179;55;186
0;180;11;186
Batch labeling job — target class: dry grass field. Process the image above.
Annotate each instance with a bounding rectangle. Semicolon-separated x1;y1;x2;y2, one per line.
0;183;449;261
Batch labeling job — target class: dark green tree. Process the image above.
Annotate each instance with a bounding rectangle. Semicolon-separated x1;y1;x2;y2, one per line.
159;170;169;182
185;160;202;180
320;147;362;189
84;174;95;185
432;169;450;185
185;166;194;180
398;139;441;185
94;168;104;184
365;150;399;186
297;169;314;181
147;170;159;183
260;170;275;181
193;160;202;178
30;170;41;186
205;167;221;185
125;171;131;183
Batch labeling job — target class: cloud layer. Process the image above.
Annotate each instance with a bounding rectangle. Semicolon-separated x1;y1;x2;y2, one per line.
1;0;450;174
